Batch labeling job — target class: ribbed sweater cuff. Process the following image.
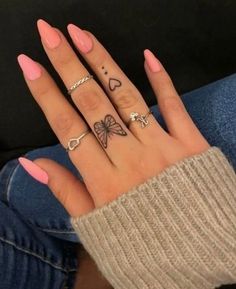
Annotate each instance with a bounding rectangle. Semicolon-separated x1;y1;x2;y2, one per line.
71;146;236;289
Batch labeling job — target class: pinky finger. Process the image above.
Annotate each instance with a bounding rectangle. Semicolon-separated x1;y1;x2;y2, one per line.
143;49;205;145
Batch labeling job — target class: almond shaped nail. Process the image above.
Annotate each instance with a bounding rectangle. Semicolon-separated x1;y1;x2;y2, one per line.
67;23;93;53
18;157;49;184
17;54;42;80
37;19;61;49
144;49;162;73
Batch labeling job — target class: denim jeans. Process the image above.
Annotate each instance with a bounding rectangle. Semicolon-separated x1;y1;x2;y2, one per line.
0;74;236;289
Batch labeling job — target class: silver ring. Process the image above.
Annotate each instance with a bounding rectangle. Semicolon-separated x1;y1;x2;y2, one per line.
66;130;91;152
67;74;93;95
127;110;153;128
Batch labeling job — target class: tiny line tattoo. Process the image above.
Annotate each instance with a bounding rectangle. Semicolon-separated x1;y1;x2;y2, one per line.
93;114;127;148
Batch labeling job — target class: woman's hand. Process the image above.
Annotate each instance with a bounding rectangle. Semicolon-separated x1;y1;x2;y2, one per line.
17;19;210;217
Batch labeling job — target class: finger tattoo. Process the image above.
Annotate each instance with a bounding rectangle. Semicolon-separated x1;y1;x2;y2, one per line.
94;114;127;148
102;66;122;91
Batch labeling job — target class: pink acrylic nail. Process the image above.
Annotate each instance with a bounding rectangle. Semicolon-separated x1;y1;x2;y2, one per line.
37;19;61;49
18;157;49;185
17;54;42;80
144;49;162;73
67;24;93;53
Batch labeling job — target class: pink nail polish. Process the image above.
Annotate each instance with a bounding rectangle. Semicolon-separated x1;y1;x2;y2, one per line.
17;54;42;80
67;24;93;53
37;19;61;49
144;49;162;73
18;157;49;184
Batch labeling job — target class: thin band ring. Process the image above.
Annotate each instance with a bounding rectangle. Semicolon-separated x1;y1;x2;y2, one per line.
66;129;91;152
67;74;94;95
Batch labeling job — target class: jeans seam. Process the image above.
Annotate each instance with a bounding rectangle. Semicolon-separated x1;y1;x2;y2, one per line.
0;160;18;204
0;236;77;273
6;163;20;204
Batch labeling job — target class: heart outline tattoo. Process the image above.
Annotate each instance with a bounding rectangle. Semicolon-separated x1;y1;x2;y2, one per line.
109;78;122;91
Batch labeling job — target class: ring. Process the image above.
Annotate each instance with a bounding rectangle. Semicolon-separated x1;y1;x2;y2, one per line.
127;110;153;128
67;74;94;95
66;129;91;152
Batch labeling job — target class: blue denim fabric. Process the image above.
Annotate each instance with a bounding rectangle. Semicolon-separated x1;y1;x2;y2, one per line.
0;73;235;289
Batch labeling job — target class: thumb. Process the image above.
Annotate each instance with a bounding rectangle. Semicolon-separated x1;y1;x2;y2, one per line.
18;157;95;217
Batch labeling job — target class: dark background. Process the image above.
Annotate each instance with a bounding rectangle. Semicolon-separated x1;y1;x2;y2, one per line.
0;0;236;180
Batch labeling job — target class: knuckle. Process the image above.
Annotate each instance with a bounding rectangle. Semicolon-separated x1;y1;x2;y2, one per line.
31;70;55;99
126;150;147;174
114;89;139;109
130;158;146;174
127;160;148;182
162;96;185;114
53;51;75;67
34;84;51;99
74;88;101;111
53;112;75;135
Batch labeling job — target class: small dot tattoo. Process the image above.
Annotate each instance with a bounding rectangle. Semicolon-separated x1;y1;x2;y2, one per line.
102;66;108;75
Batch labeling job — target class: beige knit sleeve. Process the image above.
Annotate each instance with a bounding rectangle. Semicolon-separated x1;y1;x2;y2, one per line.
70;146;236;289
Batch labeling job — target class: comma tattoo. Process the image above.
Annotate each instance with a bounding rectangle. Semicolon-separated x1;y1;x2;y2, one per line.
102;66;122;92
93;114;127;149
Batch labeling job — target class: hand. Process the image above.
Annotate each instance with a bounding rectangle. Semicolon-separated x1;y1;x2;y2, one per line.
17;19;210;217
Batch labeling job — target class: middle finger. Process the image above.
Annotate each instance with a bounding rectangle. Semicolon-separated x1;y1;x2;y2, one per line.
37;19;139;165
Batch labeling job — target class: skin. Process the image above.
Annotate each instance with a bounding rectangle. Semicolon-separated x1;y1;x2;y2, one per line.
18;19;210;287
73;244;113;289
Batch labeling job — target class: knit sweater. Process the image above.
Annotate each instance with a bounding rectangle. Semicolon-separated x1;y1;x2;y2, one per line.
70;146;236;289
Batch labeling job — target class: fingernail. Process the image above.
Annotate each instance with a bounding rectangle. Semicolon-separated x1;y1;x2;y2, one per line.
144;49;162;72
37;19;61;49
17;54;42;80
67;23;93;53
18;157;49;184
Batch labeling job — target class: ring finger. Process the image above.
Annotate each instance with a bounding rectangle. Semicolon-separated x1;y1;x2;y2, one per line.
37;19;139;166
